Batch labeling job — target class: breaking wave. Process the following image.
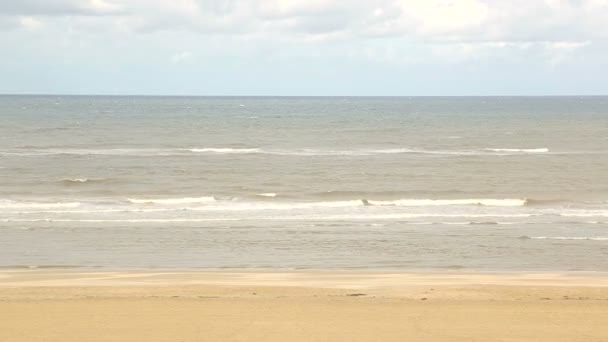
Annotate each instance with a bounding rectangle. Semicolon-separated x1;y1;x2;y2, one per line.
0;200;81;209
484;148;549;153
127;197;216;205
122;198;526;208
526;236;608;241
183;148;261;154
61;178;108;185
256;193;277;197
367;198;526;207
1;147;566;157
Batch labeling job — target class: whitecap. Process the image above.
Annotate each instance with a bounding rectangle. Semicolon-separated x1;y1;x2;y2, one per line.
367;198;527;207
0;200;81;209
127;197;216;205
485;148;549;153
529;236;608;241
0;214;533;223
256;193;277;197
63;178;89;183
184;148;261;154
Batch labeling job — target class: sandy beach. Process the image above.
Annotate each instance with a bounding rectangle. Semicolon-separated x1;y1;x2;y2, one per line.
1;271;607;341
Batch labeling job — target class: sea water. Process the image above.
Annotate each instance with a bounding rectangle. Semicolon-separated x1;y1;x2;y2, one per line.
1;95;607;270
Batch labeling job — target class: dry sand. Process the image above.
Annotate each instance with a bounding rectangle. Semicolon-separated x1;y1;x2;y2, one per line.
1;270;608;341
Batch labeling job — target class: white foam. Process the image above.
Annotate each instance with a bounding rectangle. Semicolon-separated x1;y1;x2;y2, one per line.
3;147;561;157
529;236;608;241
485;148;549;153
0;201;81;209
9;148;176;156
127;197;216;205
63;178;89;183
560;211;608;217
1;218;242;223
186;200;366;211
0;208;198;214
183;148;472;156
368;199;527;207
185;148;261;154
256;193;277;197
0;214;533;223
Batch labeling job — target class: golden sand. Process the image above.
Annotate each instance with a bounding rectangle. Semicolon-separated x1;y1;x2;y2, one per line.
1;271;608;341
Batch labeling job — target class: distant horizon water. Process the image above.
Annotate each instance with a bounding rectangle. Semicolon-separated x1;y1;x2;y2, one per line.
3;94;608;98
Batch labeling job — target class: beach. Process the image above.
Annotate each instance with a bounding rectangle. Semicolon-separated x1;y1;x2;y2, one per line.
2;270;608;342
2;97;608;340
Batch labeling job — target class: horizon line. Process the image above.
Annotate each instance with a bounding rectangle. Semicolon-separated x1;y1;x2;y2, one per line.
1;93;607;98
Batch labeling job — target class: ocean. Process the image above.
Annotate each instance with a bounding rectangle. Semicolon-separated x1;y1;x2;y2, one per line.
1;95;607;271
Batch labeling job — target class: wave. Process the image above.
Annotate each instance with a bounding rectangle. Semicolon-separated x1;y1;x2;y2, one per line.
367;198;526;207
123;198;527;209
526;236;608;241
484;148;549;153
1;218;241;223
428;221;517;225
560;211;608;217
256;193;277;197
183;148;261;154
63;178;89;183
0;197;592;212
1;148;168;156
168;147;552;156
127;197;216;205
185;148;415;156
61;178;108;184
0;200;81;209
0;214;533;223
314;190;470;199
1;147;563;157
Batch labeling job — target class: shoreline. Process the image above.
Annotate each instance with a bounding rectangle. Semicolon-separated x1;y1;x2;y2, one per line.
3;269;608;288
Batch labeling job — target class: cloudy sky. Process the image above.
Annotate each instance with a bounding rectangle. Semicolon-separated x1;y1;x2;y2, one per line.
1;0;607;95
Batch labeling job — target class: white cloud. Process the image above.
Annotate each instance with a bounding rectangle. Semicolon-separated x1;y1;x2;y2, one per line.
170;51;193;63
19;17;44;30
0;0;124;16
0;0;606;72
544;40;591;67
2;0;607;45
397;0;489;35
547;41;591;50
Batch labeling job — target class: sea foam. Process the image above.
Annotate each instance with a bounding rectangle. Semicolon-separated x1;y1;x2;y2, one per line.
184;148;261;154
127;197;216;205
528;236;608;241
367;199;527;207
485;148;549;153
256;193;277;197
2;147;561;157
0;200;81;209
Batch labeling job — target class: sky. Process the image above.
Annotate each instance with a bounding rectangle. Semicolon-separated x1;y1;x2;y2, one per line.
0;0;607;96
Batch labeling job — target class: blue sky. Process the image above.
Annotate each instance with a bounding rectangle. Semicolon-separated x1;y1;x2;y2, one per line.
1;0;607;95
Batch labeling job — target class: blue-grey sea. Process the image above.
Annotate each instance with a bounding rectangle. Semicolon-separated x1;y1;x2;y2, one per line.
1;95;607;271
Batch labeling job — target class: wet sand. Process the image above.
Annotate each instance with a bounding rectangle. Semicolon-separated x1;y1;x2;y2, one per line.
1;270;608;341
